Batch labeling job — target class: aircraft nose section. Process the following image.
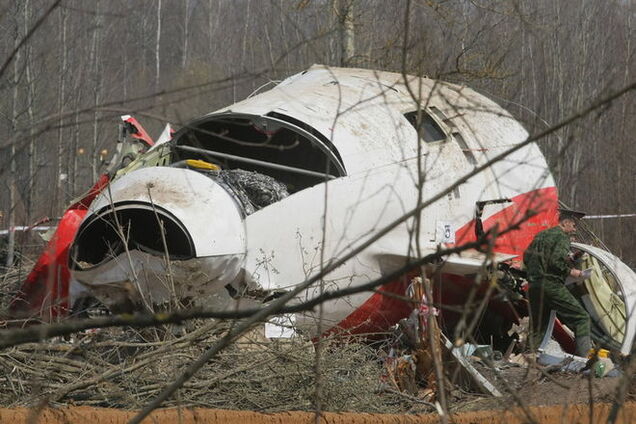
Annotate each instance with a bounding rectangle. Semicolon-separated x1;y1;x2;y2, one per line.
69;167;246;310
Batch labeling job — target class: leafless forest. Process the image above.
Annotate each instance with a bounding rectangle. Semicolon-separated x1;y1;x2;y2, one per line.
0;0;634;265
0;1;635;422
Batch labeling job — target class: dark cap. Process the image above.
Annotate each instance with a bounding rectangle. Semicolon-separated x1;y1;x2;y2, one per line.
558;208;586;221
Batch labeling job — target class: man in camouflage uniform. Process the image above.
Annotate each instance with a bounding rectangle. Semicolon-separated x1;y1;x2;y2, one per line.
524;209;592;356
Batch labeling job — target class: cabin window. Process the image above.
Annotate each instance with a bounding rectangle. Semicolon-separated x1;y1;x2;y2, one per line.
429;106;450;125
453;132;477;165
403;110;446;143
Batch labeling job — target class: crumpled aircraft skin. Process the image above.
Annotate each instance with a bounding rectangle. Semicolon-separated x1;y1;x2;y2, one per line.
11;66;636;355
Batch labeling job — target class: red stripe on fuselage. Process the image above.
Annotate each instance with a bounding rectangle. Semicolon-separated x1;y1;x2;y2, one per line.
455;186;559;257
330;187;559;336
324;277;415;337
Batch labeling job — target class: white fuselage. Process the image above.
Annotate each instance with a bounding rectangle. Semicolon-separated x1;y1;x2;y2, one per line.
71;66;559;335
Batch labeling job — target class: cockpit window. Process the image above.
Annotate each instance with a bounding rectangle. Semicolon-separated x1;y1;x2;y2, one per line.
170;113;346;194
404;110;447;143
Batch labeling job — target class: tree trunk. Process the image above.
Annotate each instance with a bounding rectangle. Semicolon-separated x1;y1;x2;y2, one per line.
182;0;189;69
23;0;36;220
7;6;21;267
55;6;67;213
90;0;102;182
71;95;80;197
337;0;355;66
156;0;161;90
207;0;220;59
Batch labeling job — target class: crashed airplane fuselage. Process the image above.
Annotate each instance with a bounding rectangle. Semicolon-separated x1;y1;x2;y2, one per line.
13;65;636;355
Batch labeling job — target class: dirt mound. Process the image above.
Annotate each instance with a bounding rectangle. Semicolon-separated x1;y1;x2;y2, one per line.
1;402;635;424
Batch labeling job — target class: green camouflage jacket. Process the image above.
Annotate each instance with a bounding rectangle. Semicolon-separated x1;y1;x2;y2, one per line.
523;226;571;285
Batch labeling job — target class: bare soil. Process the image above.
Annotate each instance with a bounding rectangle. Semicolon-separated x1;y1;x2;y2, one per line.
1;402;635;424
449;360;624;413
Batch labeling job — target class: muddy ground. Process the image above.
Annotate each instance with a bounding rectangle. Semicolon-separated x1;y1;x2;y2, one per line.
1;402;635;424
451;361;626;413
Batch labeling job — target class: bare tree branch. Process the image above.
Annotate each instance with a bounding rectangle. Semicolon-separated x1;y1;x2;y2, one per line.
0;0;62;80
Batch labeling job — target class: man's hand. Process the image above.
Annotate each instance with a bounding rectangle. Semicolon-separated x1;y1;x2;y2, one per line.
570;268;593;280
570;268;583;278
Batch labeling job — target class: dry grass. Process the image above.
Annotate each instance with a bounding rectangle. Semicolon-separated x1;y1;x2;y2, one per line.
0;259;31;314
0;315;410;413
0;261;413;413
